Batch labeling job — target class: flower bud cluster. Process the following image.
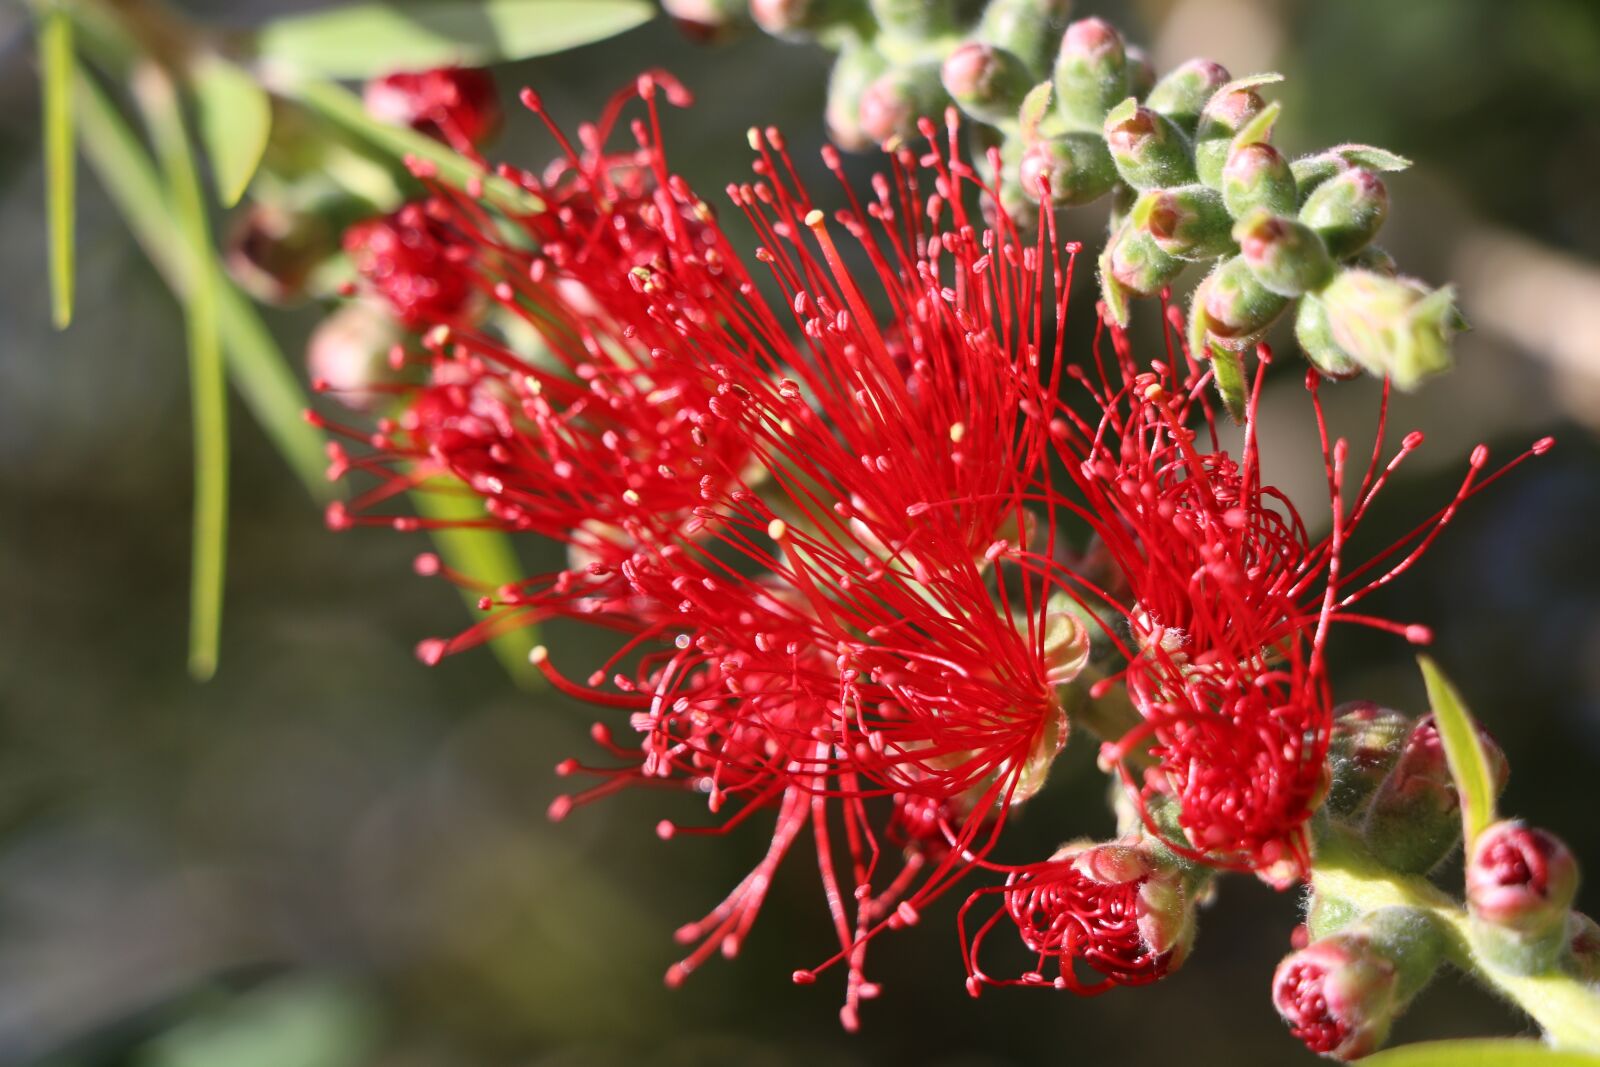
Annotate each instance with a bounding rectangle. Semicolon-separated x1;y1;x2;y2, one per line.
747;0;1460;410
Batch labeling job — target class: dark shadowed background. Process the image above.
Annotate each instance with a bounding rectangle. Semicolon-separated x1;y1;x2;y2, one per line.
2;0;1598;1064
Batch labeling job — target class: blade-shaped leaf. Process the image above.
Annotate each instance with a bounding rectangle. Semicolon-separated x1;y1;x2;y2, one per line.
410;477;543;690
255;0;654;78
75;67;330;500
192;55;272;206
1363;1039;1600;1067
286;78;541;214
137;64;229;681
39;6;75;329
1418;655;1497;847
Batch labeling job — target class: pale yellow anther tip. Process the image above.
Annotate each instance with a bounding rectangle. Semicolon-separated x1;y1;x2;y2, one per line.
768;518;788;541
803;209;826;228
529;645;550;665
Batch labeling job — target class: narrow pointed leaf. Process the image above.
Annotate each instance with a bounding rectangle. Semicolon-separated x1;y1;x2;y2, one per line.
1418;655;1497;847
254;0;654;78
1363;1039;1600;1067
411;477;543;690
75;67;329;500
39;6;75;329
137;65;229;680
192;55;272;206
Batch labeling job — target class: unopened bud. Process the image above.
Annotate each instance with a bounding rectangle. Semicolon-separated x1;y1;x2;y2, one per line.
1235;211;1333;296
858;63;949;146
306;301;406;411
942;43;1033;125
1318;270;1459;390
1364;713;1508;873
1325;702;1413;819
1295;292;1362;379
1467;821;1579;943
1103;98;1196;190
1299;167;1389;259
660;0;750;42
1274;908;1444;1062
826;42;890;151
1144;58;1231;135
1041;610;1091;687
1124;44;1157;99
1131;183;1232;261
1194;80;1268;187
751;0;866;39
363;67;500;149
1099;220;1183;325
1053;17;1128;131
1018;132;1117;206
1065;840;1197;970
1348;245;1398;275
1292;143;1411;204
978;0;1073;76
869;0;957;38
1197;254;1289;347
1566;912;1600;982
224;200;338;305
1221;141;1296;219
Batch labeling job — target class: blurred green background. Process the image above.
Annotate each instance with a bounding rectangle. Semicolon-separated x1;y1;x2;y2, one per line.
2;1;1599;1064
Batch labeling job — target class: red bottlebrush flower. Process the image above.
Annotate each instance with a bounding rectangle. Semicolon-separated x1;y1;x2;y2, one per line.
959;840;1194;995
342;204;476;328
1044;320;1552;883
364;67;501;151
1466;820;1580;936
1272;936;1398;1059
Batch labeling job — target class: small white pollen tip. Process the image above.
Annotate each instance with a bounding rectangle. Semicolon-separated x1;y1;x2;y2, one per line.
529;645;550;665
804;209;826;228
768;519;788;541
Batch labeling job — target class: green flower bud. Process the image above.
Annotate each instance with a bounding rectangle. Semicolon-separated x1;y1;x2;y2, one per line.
1467;820;1580;964
1197;254;1288;346
752;0;867;39
661;0;751;42
1144;58;1231;135
1053;17;1128;131
1124;44;1157;99
1130;183;1233;260
943;43;1034;125
1221;141;1296;219
1100;219;1183;325
1018;131;1118;205
1566;912;1600;983
1107;180;1137;231
826;42;891;151
869;0;958;38
1325;701;1413;820
1103;98;1196;190
1292;143;1412;204
1194;75;1276;187
1364;712;1508;873
1300;167;1389;259
978;0;1073;76
858;62;949;146
1295;292;1363;379
1235;211;1333;296
1319;270;1460;390
1349;244;1398;275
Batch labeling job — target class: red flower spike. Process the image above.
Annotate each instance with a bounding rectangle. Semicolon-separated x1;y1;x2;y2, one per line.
364;67;502;152
342;205;477;328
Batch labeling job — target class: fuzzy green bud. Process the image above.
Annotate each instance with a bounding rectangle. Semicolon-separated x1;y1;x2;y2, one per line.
1131;183;1233;260
1467;821;1580;973
1053;17;1128;131
1318;270;1460;390
1364;713;1509;873
858;62;949;146
661;0;751;42
1194;78;1271;187
1325;701;1413;820
1144;58;1231;135
978;0;1073;76
1235;211;1333;296
1196;254;1288;347
942;43;1033;125
825;42;890;151
1100;219;1183;325
1295;292;1363;379
751;0;866;39
1103;98;1196;190
1019;131;1118;205
1221;141;1296;219
1300;167;1389;259
869;0;957;38
1292;143;1412;204
1124;44;1157;99
1567;912;1600;982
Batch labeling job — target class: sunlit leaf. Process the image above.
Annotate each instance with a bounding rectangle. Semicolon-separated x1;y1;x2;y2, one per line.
75;67;329;501
1363;1038;1600;1067
255;0;654;78
141;979;378;1067
1419;655;1497;847
137;65;229;681
39;5;75;329
191;55;272;206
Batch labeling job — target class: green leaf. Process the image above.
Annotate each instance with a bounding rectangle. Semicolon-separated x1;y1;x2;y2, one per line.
137;64;230;681
1019;80;1052;141
75;67;330;501
191;55;272;206
1418;655;1497;847
1210;344;1248;423
285;78;541;214
254;0;654;78
410;477;543;690
141;979;378;1067
39;6;75;329
1362;1039;1600;1067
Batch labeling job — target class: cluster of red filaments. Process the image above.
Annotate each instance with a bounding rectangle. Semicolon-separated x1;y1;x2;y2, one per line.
317;66;1555;1028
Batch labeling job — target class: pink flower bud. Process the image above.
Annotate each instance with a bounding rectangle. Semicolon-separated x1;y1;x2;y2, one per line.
306;301;406;411
1103;99;1196;190
661;0;750;42
1273;936;1398;1060
858;63;948;146
1236;211;1333;296
1018;133;1117;206
1053;17;1129;131
1364;712;1509;872
1145;58;1231;134
1467;821;1580;937
978;0;1073;75
1195;85;1265;186
1299;167;1389;259
1221;141;1296;218
364;67;500;150
941;43;1031;125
